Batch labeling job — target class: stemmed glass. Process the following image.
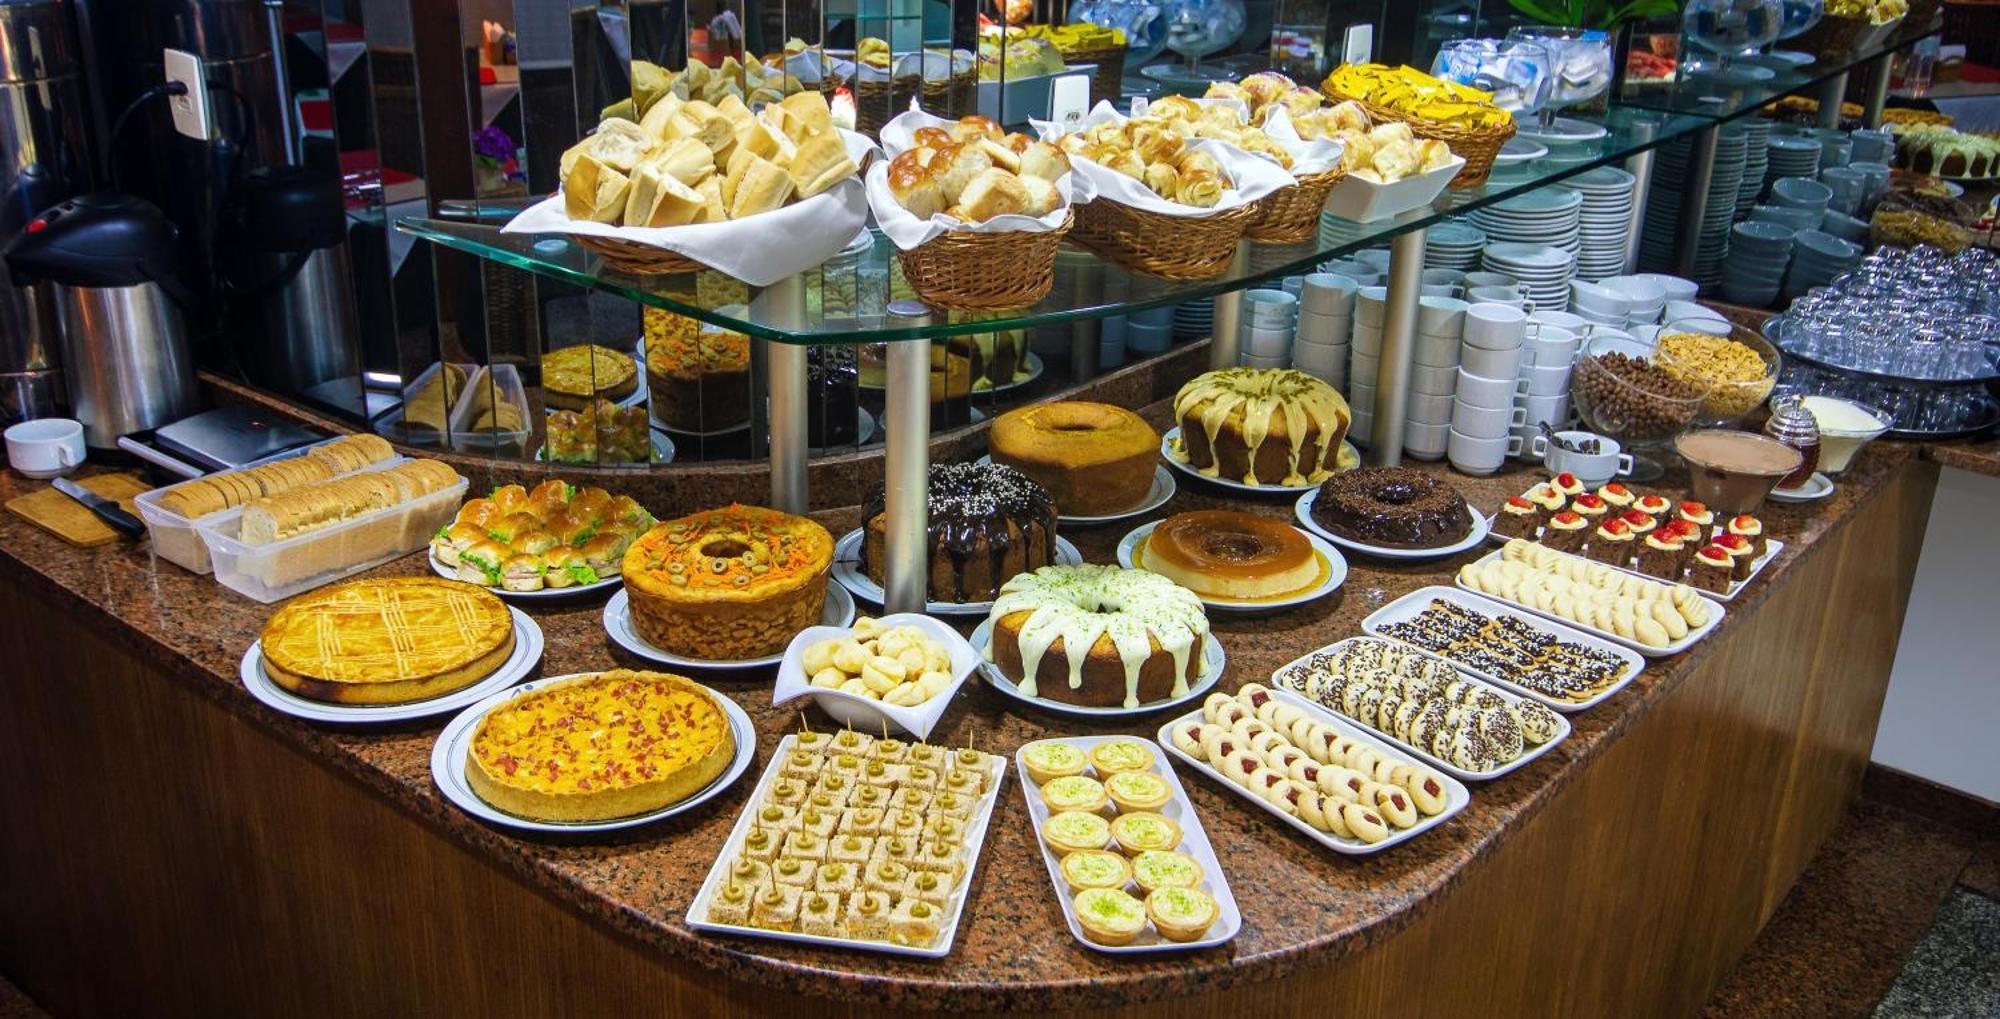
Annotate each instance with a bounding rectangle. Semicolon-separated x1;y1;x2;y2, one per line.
1430;39;1554;116
1503;26;1613;133
1682;0;1787;82
1159;0;1244;77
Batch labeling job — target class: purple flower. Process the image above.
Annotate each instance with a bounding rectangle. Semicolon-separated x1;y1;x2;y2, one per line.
474;126;516;163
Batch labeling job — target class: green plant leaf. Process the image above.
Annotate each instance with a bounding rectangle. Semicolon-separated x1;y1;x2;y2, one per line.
1508;0;1577;23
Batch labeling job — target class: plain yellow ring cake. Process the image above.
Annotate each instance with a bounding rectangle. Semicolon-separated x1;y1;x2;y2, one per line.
465;670;736;822
259;576;515;705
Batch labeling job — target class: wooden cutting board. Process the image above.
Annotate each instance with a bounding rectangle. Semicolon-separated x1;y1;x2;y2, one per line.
5;473;152;547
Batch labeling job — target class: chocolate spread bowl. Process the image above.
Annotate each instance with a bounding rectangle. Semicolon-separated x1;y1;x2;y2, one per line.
1673;429;1804;516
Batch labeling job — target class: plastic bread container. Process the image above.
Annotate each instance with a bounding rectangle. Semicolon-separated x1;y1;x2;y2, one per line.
446;364;532;458
196;473;467;603
373;362;477;447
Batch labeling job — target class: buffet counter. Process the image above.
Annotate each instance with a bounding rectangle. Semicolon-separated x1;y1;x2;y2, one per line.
0;413;1945;1017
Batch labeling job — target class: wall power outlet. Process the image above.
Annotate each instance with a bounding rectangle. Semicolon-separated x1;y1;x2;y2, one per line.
163;48;216;141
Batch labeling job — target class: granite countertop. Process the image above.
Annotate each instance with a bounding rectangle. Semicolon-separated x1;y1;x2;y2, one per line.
1923;437;2000;478
0;421;1929;1013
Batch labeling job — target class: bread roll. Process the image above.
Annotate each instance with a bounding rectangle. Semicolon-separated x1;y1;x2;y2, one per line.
1142;161;1180;198
692;175;726;223
950;115;1002;143
564;156;631;223
931;142;993;204
1018;174;1061;216
728;156;795;218
638;94;684;141
976;136;1021;173
779;91;833;138
956;168;1029;221
1017;141;1070;181
1176;170;1224;207
715;94;753;126
888;151;945;220
788;131;857;198
670;100;734;153
627;163;705;227
650;137;717;186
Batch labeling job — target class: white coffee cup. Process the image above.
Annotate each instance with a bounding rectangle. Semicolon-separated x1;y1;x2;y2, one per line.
1455;367;1527;408
1523;325;1581;367
1406;390;1455;425
1467;285;1527;309
1413;330;1462;367
1240;321;1294;356
1461;341;1524;380
1291;343;1347;379
1351;351;1381;385
5;418;85;479
1519;393;1571;429
1530;430;1634;487
1356;286;1389;327
1241;352;1290;369
1528;309;1589;334
1519;362;1572;397
1295;309;1352;345
1417;296;1469;337
1448;428;1511;474
1404;420;1450;460
1411;362;1458;396
1353;321;1383;357
1452;399;1526;438
1300;273;1360;315
1464;303;1528;350
1463;271;1519;290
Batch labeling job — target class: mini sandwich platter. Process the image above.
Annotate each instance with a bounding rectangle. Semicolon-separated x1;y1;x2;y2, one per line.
240;607;543;724
1016;736;1241;953
1157;690;1470;855
1115;519;1347;612
602;585;857;669
1362;586;1644;711
971;620;1224;719
1294;488;1493;561
685;733;1008;958
829;529;1083;616
1159;427;1361;495
429;673;755;834
975;455;1176;525
429;550;624;601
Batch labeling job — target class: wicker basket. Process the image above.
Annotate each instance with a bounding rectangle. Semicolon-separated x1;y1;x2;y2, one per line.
1789;12;1873;61
1061;42;1128;109
1244;166;1346;243
1071;199;1254;279
1321;87;1514;190
572;234;704;275
829;68;979;139
897;211;1073;310
1944;0;2000;65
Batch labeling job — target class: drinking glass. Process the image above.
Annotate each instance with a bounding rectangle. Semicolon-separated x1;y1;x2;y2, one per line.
1503;26;1612;129
1430;38;1553;116
1682;0;1786;80
1159;0;1244;76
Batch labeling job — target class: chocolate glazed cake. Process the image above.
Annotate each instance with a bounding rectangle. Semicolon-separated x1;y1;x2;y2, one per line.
860;462;1058;602
1311;466;1473;549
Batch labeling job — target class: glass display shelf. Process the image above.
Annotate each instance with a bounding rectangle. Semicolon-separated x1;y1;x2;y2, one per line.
396;106;1710;345
1618;21;1941;121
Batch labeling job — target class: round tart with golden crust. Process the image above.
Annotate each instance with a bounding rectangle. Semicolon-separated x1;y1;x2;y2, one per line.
543;343;639;411
622;504;834;660
260;577;514;705
990;401;1160;516
465;670;735;822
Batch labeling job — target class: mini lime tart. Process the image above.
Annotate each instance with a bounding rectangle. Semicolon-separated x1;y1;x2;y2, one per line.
1022;742;1089;785
1145;886;1219;943
1109;811;1182;856
1103;770;1173;813
1042;810;1113;856
1130;850;1204;895
1040;774;1110;815
1072;887;1149;945
1059;849;1134;893
1087;739;1157;776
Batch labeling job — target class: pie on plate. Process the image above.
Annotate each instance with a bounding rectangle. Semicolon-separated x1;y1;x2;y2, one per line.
259;576;515;705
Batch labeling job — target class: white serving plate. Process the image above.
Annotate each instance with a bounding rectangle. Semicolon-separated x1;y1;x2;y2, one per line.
429;549;624;600
1155;695;1470;855
429;673;754;834
975;455;1177;525
1292;488;1493;561
829;529;1083;616
685;733;1007;958
1766;472;1832;503
1160;427;1359;496
1321;153;1464;223
603;585;856;669
1452;547;1725;658
1362;585;1645;711
770;613;980;740
240;607;542;724
1268;638;1571;781
1115;519;1346;612
971;619;1223;719
1482;488;1786;602
1015;736;1240;952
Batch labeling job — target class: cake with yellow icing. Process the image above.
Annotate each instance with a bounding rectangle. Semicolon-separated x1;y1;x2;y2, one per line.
984;564;1210;709
1167;368;1351;487
622;504;834;659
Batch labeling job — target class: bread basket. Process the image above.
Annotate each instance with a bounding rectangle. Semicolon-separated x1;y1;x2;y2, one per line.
571;234;706;275
829;67;979;139
1071;199;1255;279
898;210;1074;309
1244;165;1346;243
1321;87;1515;189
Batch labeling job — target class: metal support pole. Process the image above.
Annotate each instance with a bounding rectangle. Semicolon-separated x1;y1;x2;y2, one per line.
1671;126;1719;280
1207;240;1251;370
1862;54;1894;128
1621;120;1659;276
882;338;931;613
1369;227;1426;467
1816;72;1849;127
754;274;809;513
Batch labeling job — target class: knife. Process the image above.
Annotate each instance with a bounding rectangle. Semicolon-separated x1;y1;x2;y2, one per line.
51;477;146;539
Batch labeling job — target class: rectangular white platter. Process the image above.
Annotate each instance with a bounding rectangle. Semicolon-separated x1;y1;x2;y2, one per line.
1452;549;1726;658
1485;492;1785;602
1363;586;1647;711
685;734;1008;958
1268;637;1573;781
1156;696;1471;855
1015;736;1241;953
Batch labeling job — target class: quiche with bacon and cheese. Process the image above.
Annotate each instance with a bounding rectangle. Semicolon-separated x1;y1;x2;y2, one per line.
465;670;736;821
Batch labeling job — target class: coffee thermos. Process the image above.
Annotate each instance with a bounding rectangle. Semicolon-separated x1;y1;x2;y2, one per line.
3;194;199;449
0;0;93;424
227;166;362;394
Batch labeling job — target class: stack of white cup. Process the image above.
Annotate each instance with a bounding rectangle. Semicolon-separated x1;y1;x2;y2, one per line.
1448;303;1529;474
1239;289;1297;369
1512;309;1586;451
1405;296;1468;460
1292;273;1357;389
1351;286;1388;444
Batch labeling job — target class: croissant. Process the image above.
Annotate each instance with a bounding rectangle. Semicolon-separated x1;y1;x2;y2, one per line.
1204;81;1250;104
1142;161;1180;197
1177;149;1224;179
1240;70;1294;108
1176;170;1224;207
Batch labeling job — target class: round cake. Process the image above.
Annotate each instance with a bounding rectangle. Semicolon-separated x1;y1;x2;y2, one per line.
622;504;834;659
1142;510;1320;599
985;564;1211;709
990;401;1159;517
645;309;751;433
1169;368;1352;487
260;577;516;705
1311;466;1474;549
861;461;1058;603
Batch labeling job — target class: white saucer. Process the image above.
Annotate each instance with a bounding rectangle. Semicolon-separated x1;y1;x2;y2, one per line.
240;607;544;724
1293;488;1494;560
430;550;623;600
430;675;755;833
975;456;1177;525
829;529;1084;615
603;585;856;668
971;620;1224;718
1160;427;1359;495
1115;519;1346;611
1765;472;1833;502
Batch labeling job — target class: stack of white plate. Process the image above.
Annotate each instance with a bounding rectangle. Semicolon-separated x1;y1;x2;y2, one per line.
1467;189;1582;254
1735;118;1772;220
1173;299;1214;341
1481;242;1578;312
1561;166;1637;282
1424;221;1488;272
1765;135;1822;195
1318;213;1373;251
1639;130;1746;291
